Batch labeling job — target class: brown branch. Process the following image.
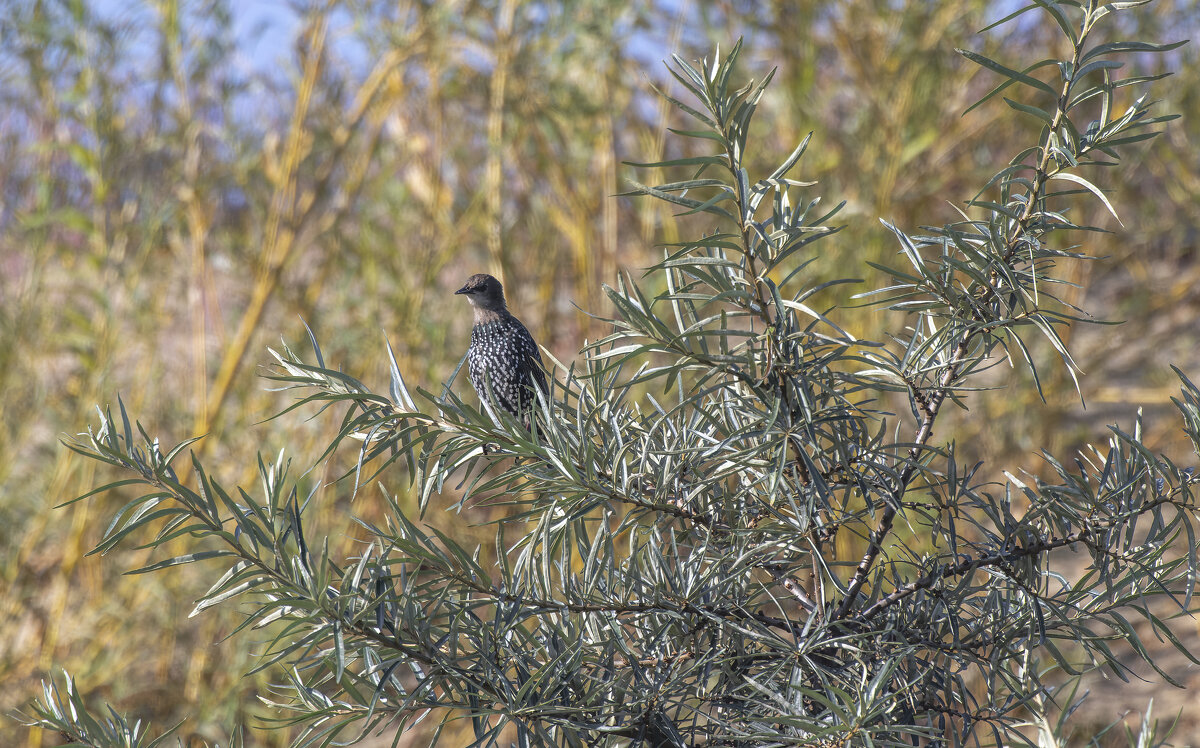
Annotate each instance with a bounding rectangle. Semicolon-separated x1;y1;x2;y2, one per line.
834;27;1097;621
855;530;1087;622
834;337;969;619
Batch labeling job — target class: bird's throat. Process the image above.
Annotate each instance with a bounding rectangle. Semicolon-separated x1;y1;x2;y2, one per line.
472;307;506;326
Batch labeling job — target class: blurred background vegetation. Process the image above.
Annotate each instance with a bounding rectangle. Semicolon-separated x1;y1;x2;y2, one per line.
2;0;1197;745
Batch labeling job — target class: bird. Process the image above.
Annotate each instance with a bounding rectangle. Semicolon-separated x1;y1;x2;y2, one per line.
455;273;547;425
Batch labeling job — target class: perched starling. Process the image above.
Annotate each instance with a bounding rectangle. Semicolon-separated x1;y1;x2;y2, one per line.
455;273;547;423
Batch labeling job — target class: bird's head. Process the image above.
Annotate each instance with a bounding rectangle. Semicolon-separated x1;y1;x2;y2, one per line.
455;273;507;313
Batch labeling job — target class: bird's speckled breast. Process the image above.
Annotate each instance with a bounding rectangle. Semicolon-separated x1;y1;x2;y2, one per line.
467;317;542;415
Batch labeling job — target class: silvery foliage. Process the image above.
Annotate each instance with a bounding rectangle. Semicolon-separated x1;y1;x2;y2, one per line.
32;2;1198;746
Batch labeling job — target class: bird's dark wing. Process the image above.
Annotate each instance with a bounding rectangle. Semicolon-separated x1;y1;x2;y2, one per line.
516;326;548;404
526;346;548;394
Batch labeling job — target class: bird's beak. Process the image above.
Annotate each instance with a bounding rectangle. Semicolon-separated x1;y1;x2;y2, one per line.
454;285;470;295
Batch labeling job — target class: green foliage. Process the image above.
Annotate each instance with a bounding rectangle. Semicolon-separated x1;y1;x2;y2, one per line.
20;671;186;748
21;3;1199;746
